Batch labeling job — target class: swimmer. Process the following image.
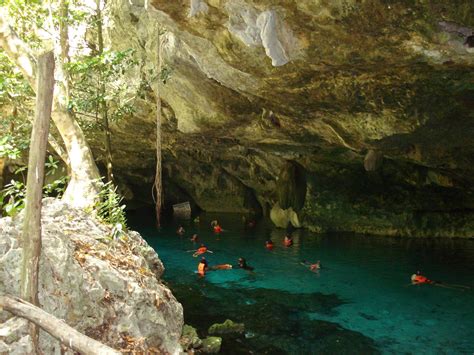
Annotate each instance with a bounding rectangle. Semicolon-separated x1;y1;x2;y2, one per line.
197;257;208;276
301;260;321;271
265;239;274;250
177;226;185;235
235;257;254;271
284;234;293;247
410;271;470;290
190;234;198;242
192;244;213;257
213;224;223;233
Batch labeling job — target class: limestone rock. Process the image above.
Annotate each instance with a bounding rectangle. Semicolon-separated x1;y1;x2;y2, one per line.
270;203;301;229
0;198;183;354
201;336;222;353
208;319;245;336
363;150;383;172
180;324;202;350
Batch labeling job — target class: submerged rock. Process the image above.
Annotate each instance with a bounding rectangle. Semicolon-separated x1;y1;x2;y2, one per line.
170;280;378;354
201;336;222;354
208;319;245;336
0;198;183;354
180;324;202;350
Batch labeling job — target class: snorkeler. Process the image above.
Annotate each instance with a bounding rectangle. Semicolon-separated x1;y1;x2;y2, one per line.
192;244;213;257
410;271;470;290
265;240;274;250
235;257;254;271
284;234;293;247
301;260;321;271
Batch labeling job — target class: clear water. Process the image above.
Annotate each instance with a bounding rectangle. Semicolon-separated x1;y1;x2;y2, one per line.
129;211;474;354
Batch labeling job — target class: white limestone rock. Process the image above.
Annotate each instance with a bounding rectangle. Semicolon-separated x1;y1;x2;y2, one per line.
189;0;209;17
0;198;183;354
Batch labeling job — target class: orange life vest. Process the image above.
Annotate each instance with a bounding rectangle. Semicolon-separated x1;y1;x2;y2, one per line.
197;247;207;254
413;275;430;283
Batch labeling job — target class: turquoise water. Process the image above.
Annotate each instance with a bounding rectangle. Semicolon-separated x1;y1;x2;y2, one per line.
129;212;474;354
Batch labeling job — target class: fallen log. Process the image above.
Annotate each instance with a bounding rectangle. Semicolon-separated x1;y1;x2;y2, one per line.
0;294;120;355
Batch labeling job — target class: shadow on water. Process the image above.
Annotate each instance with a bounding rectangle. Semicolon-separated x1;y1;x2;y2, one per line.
169;278;379;354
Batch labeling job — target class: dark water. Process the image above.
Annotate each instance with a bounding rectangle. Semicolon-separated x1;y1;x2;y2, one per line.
129;211;474;354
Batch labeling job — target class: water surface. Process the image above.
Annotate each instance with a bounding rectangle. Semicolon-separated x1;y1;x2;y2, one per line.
129;211;474;354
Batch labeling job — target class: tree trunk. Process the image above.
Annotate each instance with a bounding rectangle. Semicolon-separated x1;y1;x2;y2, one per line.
96;0;114;184
0;12;101;208
20;51;55;352
0;295;121;355
155;33;163;228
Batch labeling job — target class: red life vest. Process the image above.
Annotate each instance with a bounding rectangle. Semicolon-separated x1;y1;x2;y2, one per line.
413;275;430;283
214;225;222;233
197;247;207;254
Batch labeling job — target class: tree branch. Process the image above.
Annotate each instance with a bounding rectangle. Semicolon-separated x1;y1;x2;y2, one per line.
0;294;121;355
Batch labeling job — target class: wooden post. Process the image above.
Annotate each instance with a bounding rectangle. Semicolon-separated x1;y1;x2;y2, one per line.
20;51;55;351
0;295;121;355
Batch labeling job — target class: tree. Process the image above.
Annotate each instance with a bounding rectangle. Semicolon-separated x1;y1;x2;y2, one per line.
20;50;55;352
0;6;101;208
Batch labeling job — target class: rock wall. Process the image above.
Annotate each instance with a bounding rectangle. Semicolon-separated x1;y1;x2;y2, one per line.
0;198;183;354
88;0;474;236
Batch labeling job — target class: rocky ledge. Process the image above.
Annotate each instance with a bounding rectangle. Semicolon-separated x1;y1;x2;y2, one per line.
0;198;183;354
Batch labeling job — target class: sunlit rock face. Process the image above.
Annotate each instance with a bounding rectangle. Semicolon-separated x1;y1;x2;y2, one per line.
100;0;474;236
0;199;183;354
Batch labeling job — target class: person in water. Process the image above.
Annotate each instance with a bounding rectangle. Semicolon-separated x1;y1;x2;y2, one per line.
177;226;185;235
411;271;434;285
235;257;254;271
302;260;321;271
213;224;223;233
190;234;198;242
284;234;293;247
410;271;470;290
192;244;213;257
265;239;274;250
197;257;209;276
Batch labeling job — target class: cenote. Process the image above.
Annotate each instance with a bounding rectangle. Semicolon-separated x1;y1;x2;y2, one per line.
129;211;474;354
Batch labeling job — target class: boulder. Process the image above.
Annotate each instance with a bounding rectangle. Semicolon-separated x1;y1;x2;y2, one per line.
201;336;222;354
0;198;183;354
208;319;245;336
180;324;202;350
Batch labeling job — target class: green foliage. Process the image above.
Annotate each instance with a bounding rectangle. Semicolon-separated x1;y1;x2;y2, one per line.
94;181;127;238
67;49;138;131
2;0;49;49
0;155;68;217
0;135;22;160
43;176;69;197
0;179;26;217
0;50;34;157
